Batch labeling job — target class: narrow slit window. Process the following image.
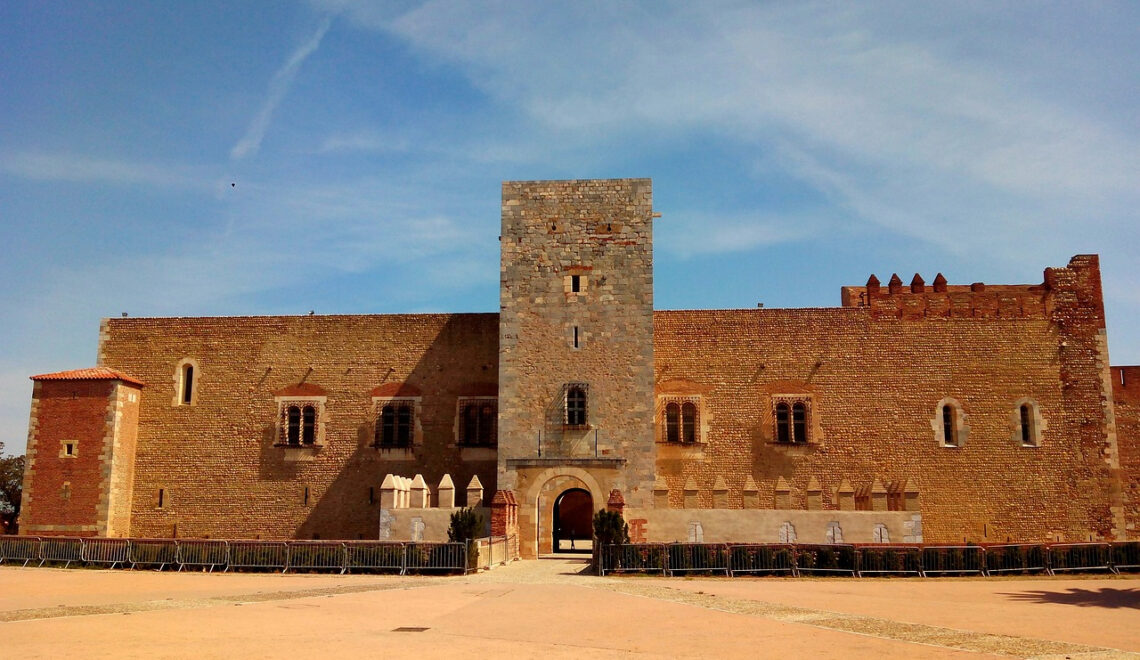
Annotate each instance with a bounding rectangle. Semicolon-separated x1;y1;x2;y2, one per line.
480;403;496;445
682;402;697;444
303;486;310;506
665;402;680;443
462;404;479;445
181;364;194;404
287;406;302;445
369;487;375;505
573;326;579;348
942;405;955;446
571;275;581;292
157;488;165;508
301;406;316;445
775;403;791;443
397;405;412;446
792;403;807;443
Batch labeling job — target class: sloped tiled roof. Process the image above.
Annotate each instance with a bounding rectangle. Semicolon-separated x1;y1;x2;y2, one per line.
30;367;145;387
273;383;327;397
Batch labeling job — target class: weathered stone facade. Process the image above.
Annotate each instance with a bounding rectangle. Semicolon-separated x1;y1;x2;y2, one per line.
498;179;657;556
16;178;1139;558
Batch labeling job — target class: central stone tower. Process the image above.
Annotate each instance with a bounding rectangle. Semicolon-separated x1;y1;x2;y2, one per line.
497;179;657;556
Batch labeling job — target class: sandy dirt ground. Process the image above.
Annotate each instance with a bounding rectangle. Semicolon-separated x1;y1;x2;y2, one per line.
1;559;1137;659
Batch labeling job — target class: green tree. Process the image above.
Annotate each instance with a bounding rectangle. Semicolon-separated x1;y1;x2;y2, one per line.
0;442;25;535
592;508;629;546
447;507;485;570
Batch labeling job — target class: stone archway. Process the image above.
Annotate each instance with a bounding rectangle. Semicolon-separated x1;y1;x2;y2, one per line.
525;469;606;557
553;488;593;553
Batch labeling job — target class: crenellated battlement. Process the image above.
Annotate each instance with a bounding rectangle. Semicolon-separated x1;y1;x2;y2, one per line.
840;255;1101;321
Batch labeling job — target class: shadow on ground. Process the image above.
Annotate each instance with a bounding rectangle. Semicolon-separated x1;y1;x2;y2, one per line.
1000;587;1140;609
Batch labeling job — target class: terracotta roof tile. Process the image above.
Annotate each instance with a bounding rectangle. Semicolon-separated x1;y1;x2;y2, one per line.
30;367;145;387
371;382;422;398
273;383;327;397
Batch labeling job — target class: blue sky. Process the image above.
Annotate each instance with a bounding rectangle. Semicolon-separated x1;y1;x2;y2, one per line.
1;1;1138;455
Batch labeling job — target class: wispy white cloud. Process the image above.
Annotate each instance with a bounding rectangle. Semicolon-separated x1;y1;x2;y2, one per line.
230;17;334;160
659;211;827;259
0;150;201;189
318;1;1140;263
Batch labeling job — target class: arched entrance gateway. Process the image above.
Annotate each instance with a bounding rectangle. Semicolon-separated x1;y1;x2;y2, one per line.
552;488;593;553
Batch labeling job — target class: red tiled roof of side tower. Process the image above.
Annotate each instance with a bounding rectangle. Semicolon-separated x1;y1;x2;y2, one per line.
30;366;145;387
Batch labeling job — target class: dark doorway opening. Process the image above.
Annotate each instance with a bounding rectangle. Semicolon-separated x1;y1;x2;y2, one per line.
553;488;593;553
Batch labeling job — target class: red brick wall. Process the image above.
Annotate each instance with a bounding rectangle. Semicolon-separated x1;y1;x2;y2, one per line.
21;380;115;536
99;313;499;540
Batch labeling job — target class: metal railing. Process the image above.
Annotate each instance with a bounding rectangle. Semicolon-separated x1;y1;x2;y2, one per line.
666;543;730;576
228;541;289;572
728;544;796;576
129;539;179;570
921;545;985;576
1048;543;1112;574
856;545;923;577
983;543;1049;575
39;536;84;568
287;541;347;573
82;537;130;569
177;539;229;572
344;541;406;573
4;535;1140;578
404;542;468;573
793;544;858;576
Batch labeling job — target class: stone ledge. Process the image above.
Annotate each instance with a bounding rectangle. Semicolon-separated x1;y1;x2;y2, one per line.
506;457;626;469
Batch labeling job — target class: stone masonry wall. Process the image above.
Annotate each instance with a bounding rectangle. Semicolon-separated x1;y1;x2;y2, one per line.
98;313;499;540
653;256;1122;543
498;179;656;504
1112;366;1140;536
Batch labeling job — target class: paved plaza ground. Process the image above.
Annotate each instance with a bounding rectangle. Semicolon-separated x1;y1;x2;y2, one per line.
1;557;1138;658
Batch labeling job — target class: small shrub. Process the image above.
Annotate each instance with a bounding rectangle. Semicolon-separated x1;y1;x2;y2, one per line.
447;507;485;570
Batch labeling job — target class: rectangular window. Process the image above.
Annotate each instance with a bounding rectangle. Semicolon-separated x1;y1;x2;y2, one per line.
458;399;498;446
571;275;581;292
65;443;74;456
157;488;165;508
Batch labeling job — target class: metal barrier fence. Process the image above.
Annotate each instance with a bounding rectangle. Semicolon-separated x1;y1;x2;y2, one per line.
344;541;406;573
1112;542;1140;572
404;542;468;573
177;539;229;572
6;535;1140;577
921;545;985;575
82;537;130;568
130;539;179;570
39;536;84;568
0;536;40;566
984;543;1050;575
473;536;512;571
287;541;346;573
856;545;924;576
667;543;731;576
1048;543;1112;574
597;544;667;575
794;544;858;576
228;541;289;572
728;544;796;576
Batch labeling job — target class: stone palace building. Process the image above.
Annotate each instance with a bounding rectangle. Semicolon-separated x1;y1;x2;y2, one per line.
18;179;1140;558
